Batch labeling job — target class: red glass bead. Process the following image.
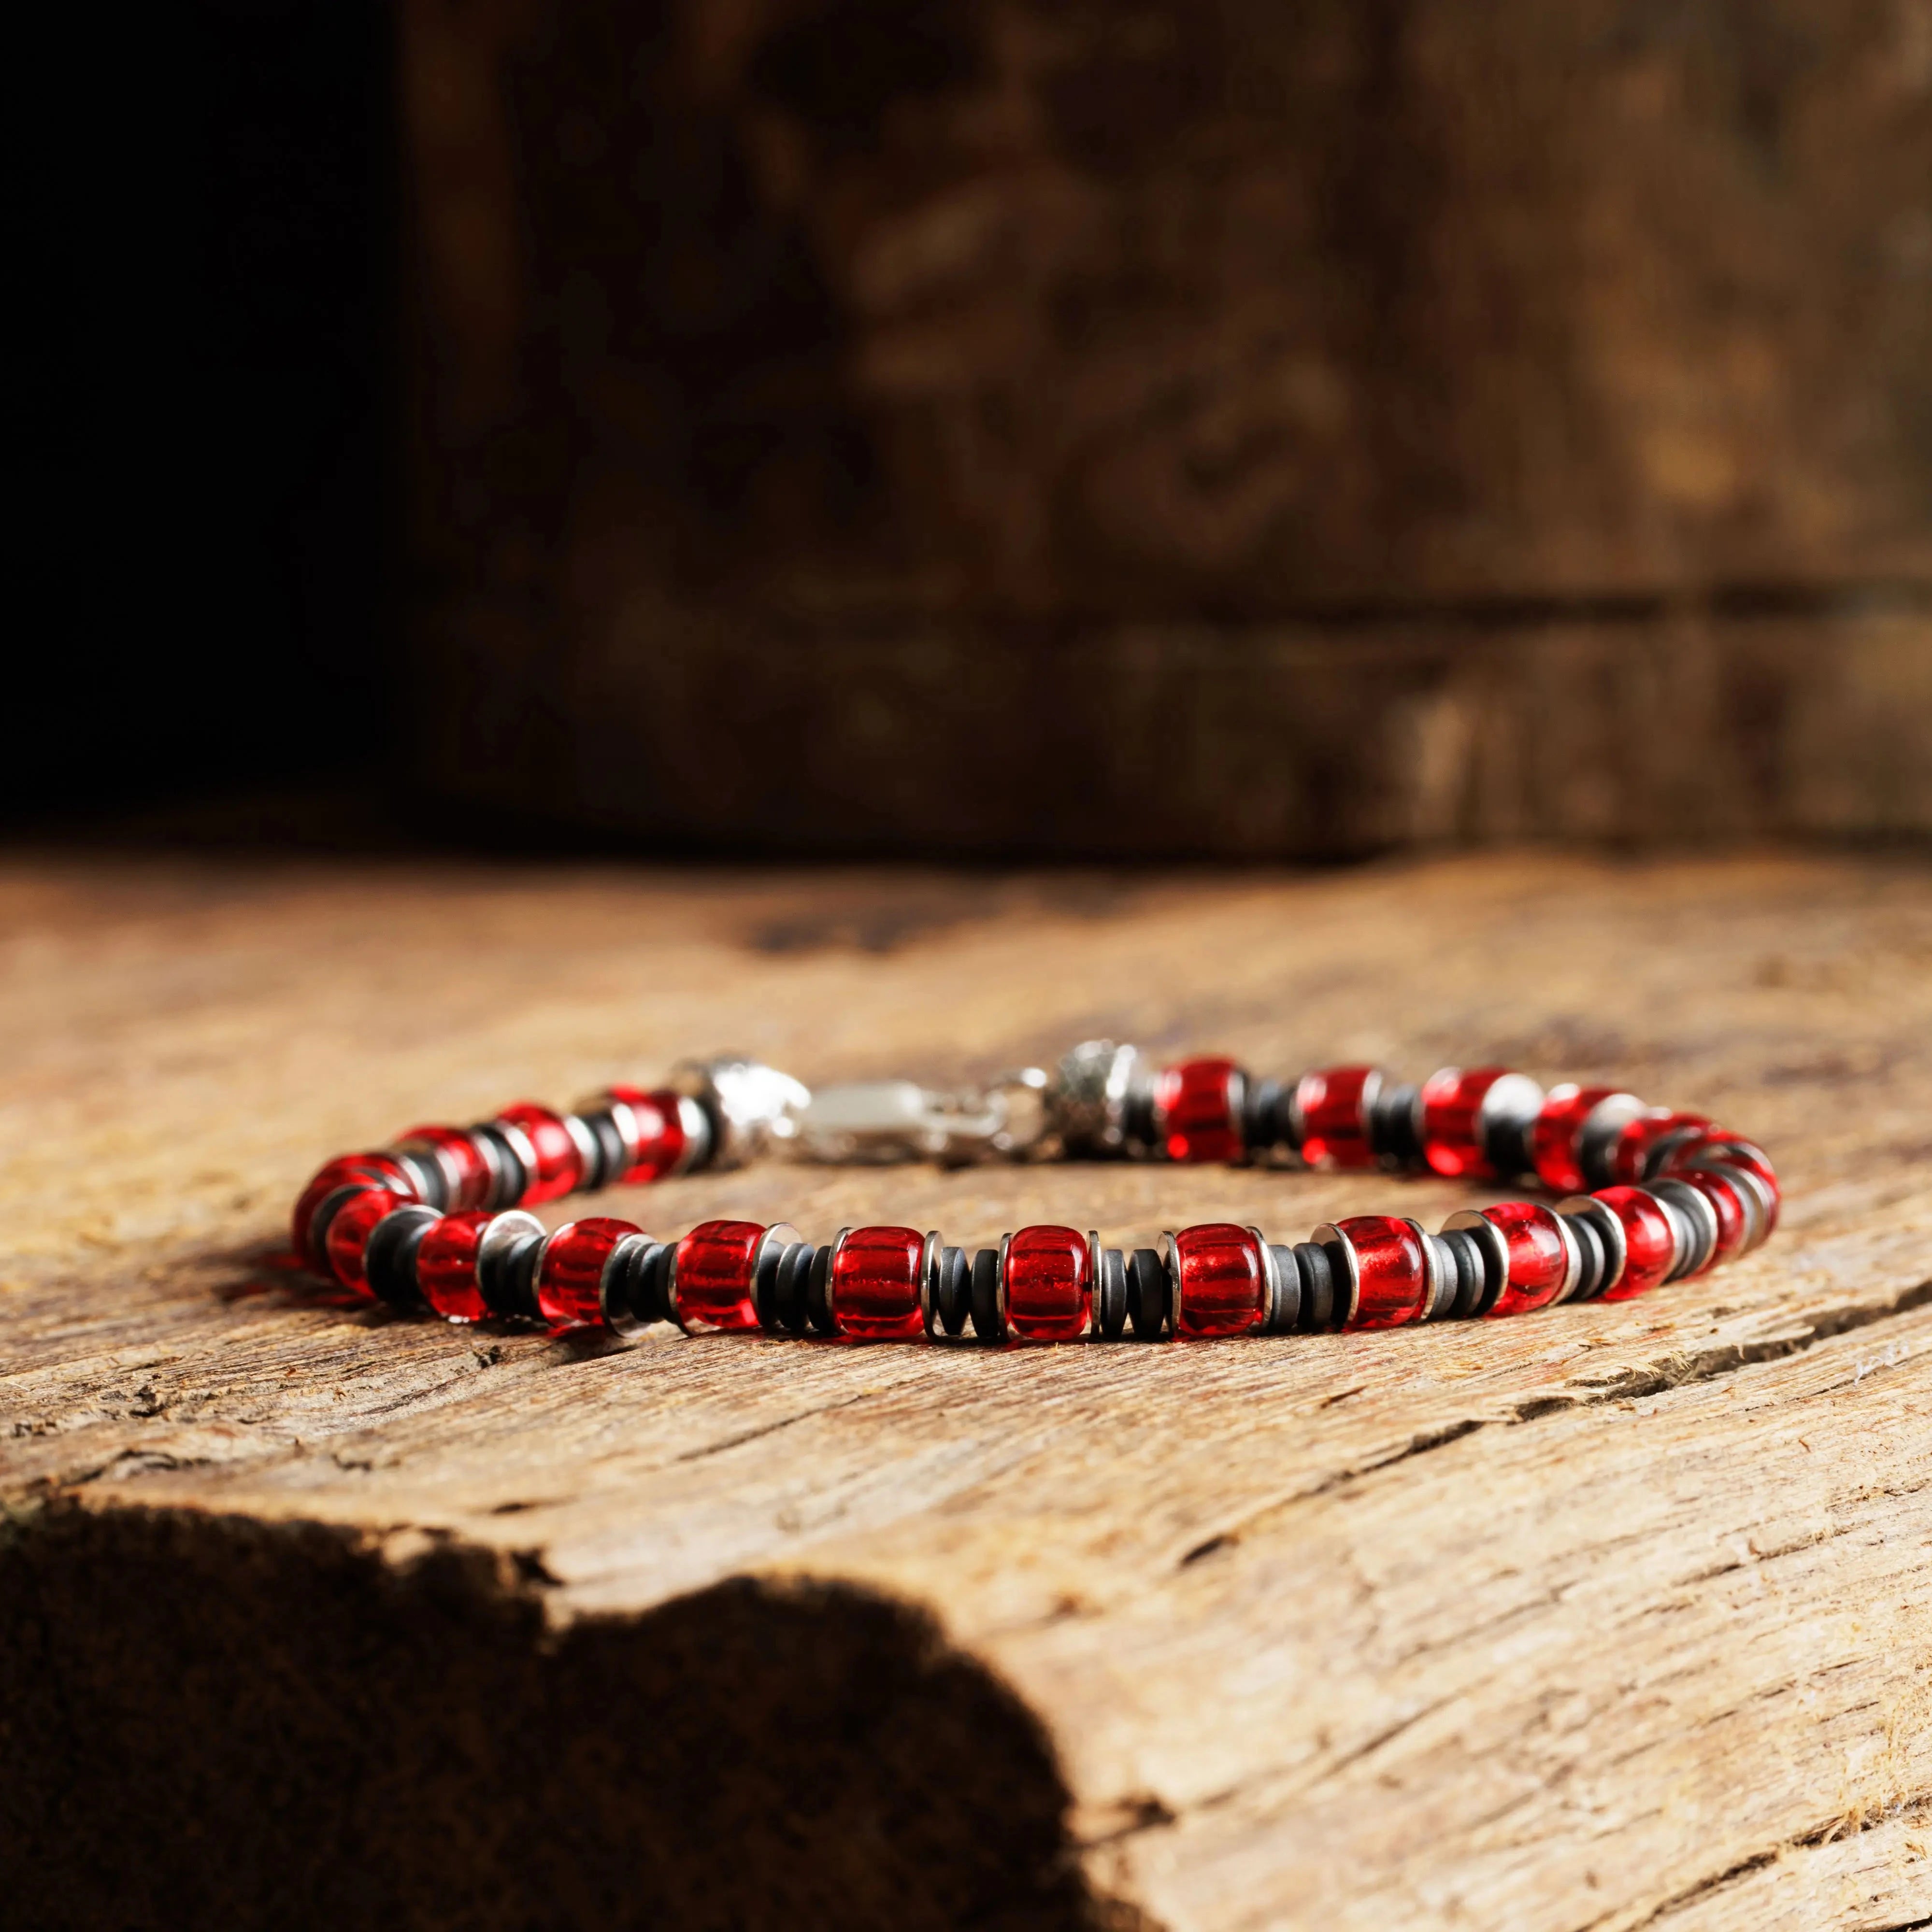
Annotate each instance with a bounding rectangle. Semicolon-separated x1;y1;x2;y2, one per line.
670;1219;768;1333
1154;1057;1244;1164
323;1185;406;1295
1677;1170;1749;1271
1685;1155;1778;1249
1328;1214;1431;1329
1531;1085;1635;1193
293;1152;415;1268
1478;1201;1573;1319
1003;1224;1093;1342
1294;1066;1379;1170
830;1225;930;1342
601;1085;691;1183
393;1125;495;1212
537;1216;642;1328
495;1102;587;1204
1418;1067;1511;1179
415;1210;491;1321
1591;1186;1678;1301
1171;1223;1266;1338
1608;1110;1712;1185
1660;1130;1779;1203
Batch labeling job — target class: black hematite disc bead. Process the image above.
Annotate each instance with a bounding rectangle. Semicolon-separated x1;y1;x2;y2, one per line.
1096;1248;1128;1338
805;1244;837;1334
1126;1249;1169;1339
363;1204;438;1314
969;1249;1004;1341
936;1246;972;1335
1291;1241;1336;1331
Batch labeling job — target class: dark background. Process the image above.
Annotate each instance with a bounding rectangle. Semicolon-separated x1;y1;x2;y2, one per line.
14;0;1931;854
11;2;394;829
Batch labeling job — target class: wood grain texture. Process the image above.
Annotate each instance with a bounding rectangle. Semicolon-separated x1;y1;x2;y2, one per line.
407;0;1932;610
3;851;1931;1928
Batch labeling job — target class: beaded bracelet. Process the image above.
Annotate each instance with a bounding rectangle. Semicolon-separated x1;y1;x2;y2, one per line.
289;1044;1779;1344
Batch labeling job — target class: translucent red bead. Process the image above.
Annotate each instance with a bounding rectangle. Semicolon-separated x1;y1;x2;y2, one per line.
415;1209;492;1321
1155;1058;1244;1165
1608;1110;1711;1185
1477;1201;1572;1319
1418;1067;1508;1179
1172;1223;1265;1338
1679;1170;1749;1271
496;1103;587;1204
1331;1214;1431;1329
601;1085;690;1184
395;1125;495;1211
537;1217;638;1328
1665;1132;1780;1213
1530;1084;1630;1193
1294;1066;1378;1170
671;1219;767;1333
1591;1187;1677;1301
323;1185;404;1295
1003;1225;1092;1342
293;1152;415;1267
830;1225;929;1341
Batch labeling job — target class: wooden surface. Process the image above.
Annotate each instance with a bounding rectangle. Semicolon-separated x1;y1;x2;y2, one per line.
4;850;1932;1928
403;0;1932;853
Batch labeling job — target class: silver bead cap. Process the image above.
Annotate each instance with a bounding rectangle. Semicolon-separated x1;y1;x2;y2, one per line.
1048;1040;1150;1156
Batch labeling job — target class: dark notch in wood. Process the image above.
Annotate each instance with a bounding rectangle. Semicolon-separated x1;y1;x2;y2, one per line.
0;1505;1114;1932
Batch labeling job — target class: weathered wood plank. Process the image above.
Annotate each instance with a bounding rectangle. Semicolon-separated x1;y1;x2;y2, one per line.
408;0;1932;609
417;607;1932;856
402;0;1932;853
3;852;1930;1927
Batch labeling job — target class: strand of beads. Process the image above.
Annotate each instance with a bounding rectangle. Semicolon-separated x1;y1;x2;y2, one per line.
287;1052;1778;1342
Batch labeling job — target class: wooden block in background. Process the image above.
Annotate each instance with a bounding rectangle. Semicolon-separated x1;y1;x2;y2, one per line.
421;604;1932;856
402;0;1932;854
3;851;1930;1928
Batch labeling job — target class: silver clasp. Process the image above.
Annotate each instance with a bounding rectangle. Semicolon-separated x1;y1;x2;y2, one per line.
793;1071;1049;1165
668;1056;813;1169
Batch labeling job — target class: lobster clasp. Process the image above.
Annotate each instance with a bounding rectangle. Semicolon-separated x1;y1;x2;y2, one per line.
794;1072;1048;1165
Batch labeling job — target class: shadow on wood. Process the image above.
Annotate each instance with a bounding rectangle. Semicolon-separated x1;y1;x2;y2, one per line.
1;1505;1119;1932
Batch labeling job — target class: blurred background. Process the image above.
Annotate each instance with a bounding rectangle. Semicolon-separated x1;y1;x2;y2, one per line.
15;0;1931;858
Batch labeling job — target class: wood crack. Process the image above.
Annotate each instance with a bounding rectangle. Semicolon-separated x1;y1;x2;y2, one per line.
1608;1794;1932;1931
1583;1278;1932;1404
672;1392;872;1463
1174;1277;1932;1572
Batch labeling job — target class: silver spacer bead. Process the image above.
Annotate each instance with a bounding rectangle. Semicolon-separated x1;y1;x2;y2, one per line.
1475;1073;1547;1178
1557;1194;1629;1298
1650;1178;1721;1280
1440;1208;1511;1317
1574;1093;1648;1188
598;1231;653;1337
919;1229;944;1333
1550;1210;1585;1304
558;1110;601;1184
1404;1217;1456;1321
1309;1222;1363;1326
1696;1160;1775;1253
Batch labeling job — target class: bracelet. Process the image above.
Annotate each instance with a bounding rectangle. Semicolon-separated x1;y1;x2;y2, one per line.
289;1044;1779;1344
